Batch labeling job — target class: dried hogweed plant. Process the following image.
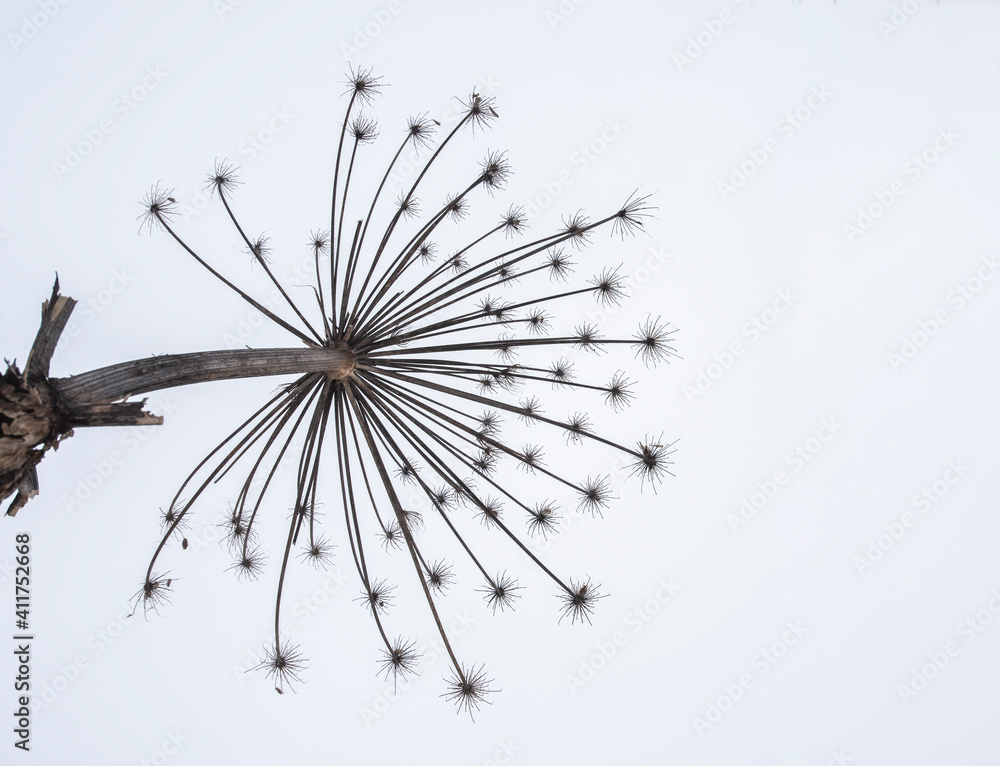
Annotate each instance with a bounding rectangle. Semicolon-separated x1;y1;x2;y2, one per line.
141;69;678;713
4;68;677;716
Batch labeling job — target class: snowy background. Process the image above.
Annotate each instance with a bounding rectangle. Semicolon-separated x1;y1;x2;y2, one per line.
3;1;1000;764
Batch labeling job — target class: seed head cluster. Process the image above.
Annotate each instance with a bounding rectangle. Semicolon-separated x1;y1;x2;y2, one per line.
134;66;677;716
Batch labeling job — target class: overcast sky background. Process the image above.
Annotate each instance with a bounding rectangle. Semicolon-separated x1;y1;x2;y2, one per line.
3;1;1000;764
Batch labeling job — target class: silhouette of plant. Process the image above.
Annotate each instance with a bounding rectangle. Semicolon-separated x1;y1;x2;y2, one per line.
2;67;677;715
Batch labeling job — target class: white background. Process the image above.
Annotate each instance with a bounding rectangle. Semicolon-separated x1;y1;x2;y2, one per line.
2;1;1000;764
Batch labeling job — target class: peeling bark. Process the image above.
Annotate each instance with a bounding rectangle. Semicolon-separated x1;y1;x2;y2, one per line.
0;364;63;516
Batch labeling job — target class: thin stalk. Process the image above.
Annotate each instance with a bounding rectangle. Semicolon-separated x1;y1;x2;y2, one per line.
218;190;325;345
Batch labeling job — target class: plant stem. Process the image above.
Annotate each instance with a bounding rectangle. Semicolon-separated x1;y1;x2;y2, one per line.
51;346;356;405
